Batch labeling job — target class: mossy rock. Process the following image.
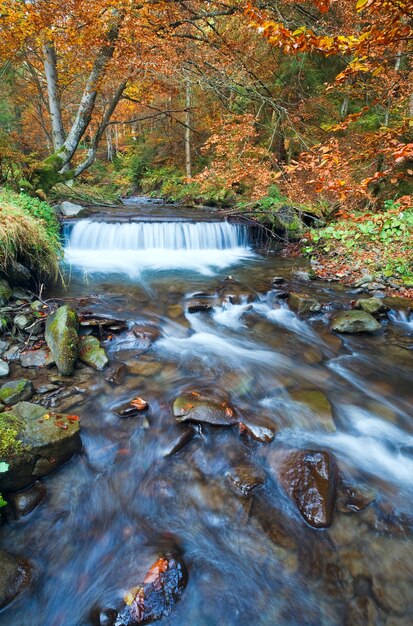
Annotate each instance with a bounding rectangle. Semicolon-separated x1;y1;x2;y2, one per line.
331;310;381;334
0;402;81;491
273;205;303;239
79;336;108;371
355;297;388;316
0;280;12;307
0;379;33;406
45;305;79;376
288;292;321;315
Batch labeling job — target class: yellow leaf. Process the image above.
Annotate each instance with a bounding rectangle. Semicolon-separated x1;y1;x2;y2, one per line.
356;0;369;11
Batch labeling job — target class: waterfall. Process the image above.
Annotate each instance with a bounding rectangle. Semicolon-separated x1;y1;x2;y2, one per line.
64;219;254;277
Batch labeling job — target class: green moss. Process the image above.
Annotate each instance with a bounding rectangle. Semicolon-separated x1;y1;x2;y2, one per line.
0;411;24;458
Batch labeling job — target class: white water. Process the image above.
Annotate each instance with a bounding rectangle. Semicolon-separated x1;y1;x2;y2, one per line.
64;220;254;277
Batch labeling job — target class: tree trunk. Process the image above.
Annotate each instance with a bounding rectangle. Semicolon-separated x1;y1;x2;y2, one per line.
42;42;65;152
185;72;192;179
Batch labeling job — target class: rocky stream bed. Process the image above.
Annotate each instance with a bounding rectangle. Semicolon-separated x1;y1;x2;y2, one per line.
0;202;412;626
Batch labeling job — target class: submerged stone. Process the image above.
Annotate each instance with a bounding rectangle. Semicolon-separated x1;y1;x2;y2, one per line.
0;401;81;491
0;550;32;610
0;379;33;405
45;305;79;375
279;449;338;528
226;462;266;497
331;310;381;333
79;336;109;371
289;389;335;432
288;292;321;315
173;395;237;426
337;480;376;514
105;363;127;385
115;396;149;418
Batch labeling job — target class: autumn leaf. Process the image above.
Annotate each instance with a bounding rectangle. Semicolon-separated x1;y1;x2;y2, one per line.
130;397;148;410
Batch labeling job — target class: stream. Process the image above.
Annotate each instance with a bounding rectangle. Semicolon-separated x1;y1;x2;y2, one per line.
1;198;413;625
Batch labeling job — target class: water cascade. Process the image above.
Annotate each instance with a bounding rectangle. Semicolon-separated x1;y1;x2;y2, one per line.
64;219;254;277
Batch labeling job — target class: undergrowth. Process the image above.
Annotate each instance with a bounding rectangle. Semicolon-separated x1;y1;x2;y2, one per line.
0;188;61;280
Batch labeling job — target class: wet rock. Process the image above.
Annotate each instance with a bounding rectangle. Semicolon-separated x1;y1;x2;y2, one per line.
127;360;162;377
105;363;127;385
272;276;285;285
60;201;84;217
354;275;373;288
278;449;338;528
289;389;335;432
163;426;196;457
288;292;321;315
0;379;33;405
173;395;237;426
79;314;128;334
0;550;32;610
345;597;379;626
0;279;12;307
337;480;375;514
79;336;109;371
331;310;381;333
11;287;31;300
367;282;385;292
6;482;47;519
13;314;32;332
276;291;289;300
20;349;54;368
226;462;266;496
0;359;9;377
0;339;9;354
6;261;31;285
35;383;60;394
355;297;388;316
238;414;276;442
45;305;79;376
0;401;81;491
187;301;213;314
115;396;149;418
2;345;20;362
115;555;187;625
294;270;315;281
131;325;160;348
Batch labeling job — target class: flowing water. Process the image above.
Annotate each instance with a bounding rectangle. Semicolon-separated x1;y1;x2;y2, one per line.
1;199;413;626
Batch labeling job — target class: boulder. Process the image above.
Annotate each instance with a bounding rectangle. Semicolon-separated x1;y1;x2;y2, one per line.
0;550;32;610
0;401;81;491
59;201;84;217
79;336;108;371
0;279;12;306
45;305;79;375
0;360;9;377
0;379;33;405
288;292;321;315
278;449;337;528
173;395;237;426
354;275;373;288
354;297;387;316
331;310;381;333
